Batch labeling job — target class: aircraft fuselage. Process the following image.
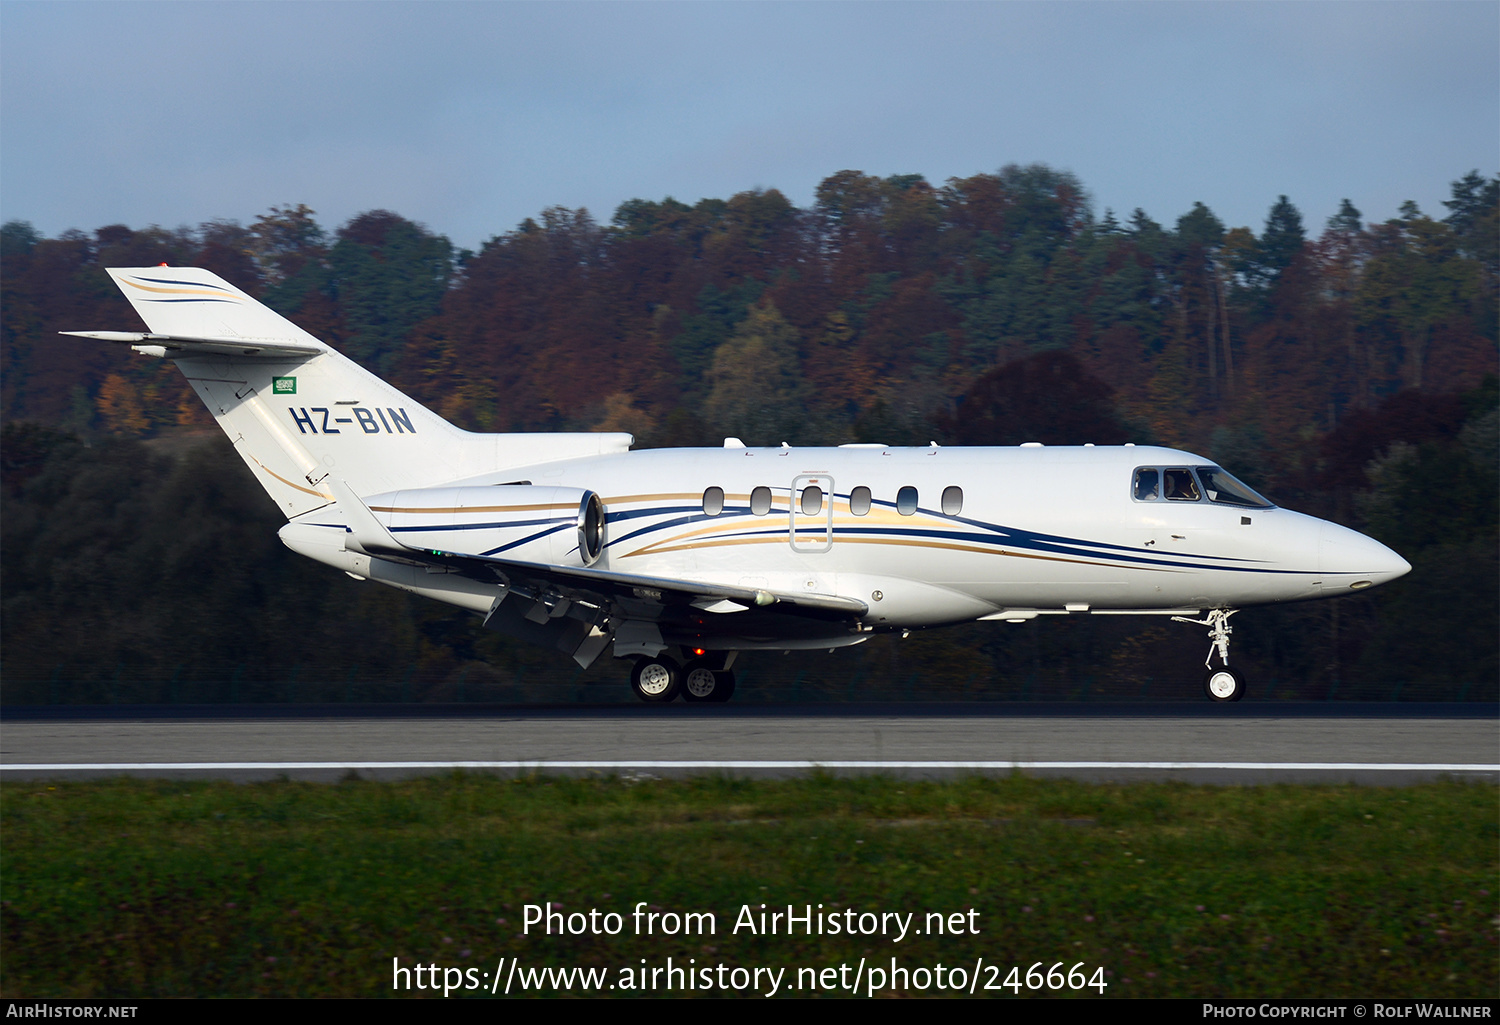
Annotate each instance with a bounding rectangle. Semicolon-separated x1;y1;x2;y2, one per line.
291;441;1407;637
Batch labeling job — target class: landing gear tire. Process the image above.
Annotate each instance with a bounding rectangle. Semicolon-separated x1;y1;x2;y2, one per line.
1204;667;1245;703
682;661;735;703
709;670;736;703
631;657;682;703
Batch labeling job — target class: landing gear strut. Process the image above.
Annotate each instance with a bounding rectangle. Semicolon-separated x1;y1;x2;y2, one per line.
1172;608;1245;702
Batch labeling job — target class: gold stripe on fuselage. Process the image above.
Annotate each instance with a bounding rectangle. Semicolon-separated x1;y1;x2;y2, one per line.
369;503;576;514
618;531;1178;572
618;506;943;555
601;492;703;506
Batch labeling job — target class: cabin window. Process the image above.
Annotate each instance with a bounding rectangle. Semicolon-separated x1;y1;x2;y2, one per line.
800;485;823;516
897;486;918;515
750;486;772;516
1133;468;1160;501
850;486;872;516
941;485;963;516
1196;466;1273;508
1164;468;1201;501
702;486;724;516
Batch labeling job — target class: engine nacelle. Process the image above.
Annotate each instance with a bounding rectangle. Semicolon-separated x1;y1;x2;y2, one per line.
363;485;605;567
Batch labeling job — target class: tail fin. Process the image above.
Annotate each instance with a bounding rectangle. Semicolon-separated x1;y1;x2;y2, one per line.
69;267;631;519
105;267;334;348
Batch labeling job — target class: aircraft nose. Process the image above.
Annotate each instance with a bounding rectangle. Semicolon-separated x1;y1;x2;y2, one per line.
1319;521;1412;591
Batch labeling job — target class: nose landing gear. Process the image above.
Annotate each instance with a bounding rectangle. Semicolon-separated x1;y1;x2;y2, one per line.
1172;608;1245;702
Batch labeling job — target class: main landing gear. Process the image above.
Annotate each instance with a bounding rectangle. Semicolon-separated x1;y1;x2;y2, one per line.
682;659;736;703
629;657;680;702
628;654;736;703
1172;608;1246;702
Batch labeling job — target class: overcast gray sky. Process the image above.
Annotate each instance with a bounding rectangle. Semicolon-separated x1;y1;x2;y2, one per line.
2;1;1495;251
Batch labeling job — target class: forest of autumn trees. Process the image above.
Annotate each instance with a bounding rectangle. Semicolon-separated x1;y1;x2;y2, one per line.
2;166;1496;701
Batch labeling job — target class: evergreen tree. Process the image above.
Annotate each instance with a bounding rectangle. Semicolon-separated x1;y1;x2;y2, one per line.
329;211;454;375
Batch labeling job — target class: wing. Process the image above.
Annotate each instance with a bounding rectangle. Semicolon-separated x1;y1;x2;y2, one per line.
326;480;868;663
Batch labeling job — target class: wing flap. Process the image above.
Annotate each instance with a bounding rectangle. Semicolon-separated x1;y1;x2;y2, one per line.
495;559;869;617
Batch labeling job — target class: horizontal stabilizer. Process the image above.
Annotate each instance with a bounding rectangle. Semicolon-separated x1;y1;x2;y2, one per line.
59;331;323;360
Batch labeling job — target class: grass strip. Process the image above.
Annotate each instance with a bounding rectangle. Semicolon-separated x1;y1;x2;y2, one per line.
2;774;1495;998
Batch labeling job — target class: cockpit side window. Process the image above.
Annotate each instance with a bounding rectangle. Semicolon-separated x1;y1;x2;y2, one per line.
1196;466;1273;508
1163;468;1201;501
1133;468;1160;501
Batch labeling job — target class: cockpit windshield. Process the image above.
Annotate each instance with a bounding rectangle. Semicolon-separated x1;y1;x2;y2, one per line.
1195;466;1273;508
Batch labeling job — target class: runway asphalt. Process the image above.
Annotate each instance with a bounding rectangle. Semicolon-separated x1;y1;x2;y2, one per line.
2;702;1495;784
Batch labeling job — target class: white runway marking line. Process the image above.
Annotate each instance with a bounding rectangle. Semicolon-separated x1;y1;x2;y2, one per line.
2;760;1497;772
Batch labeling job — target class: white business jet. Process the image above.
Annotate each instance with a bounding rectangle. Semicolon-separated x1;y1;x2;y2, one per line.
65;267;1410;703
